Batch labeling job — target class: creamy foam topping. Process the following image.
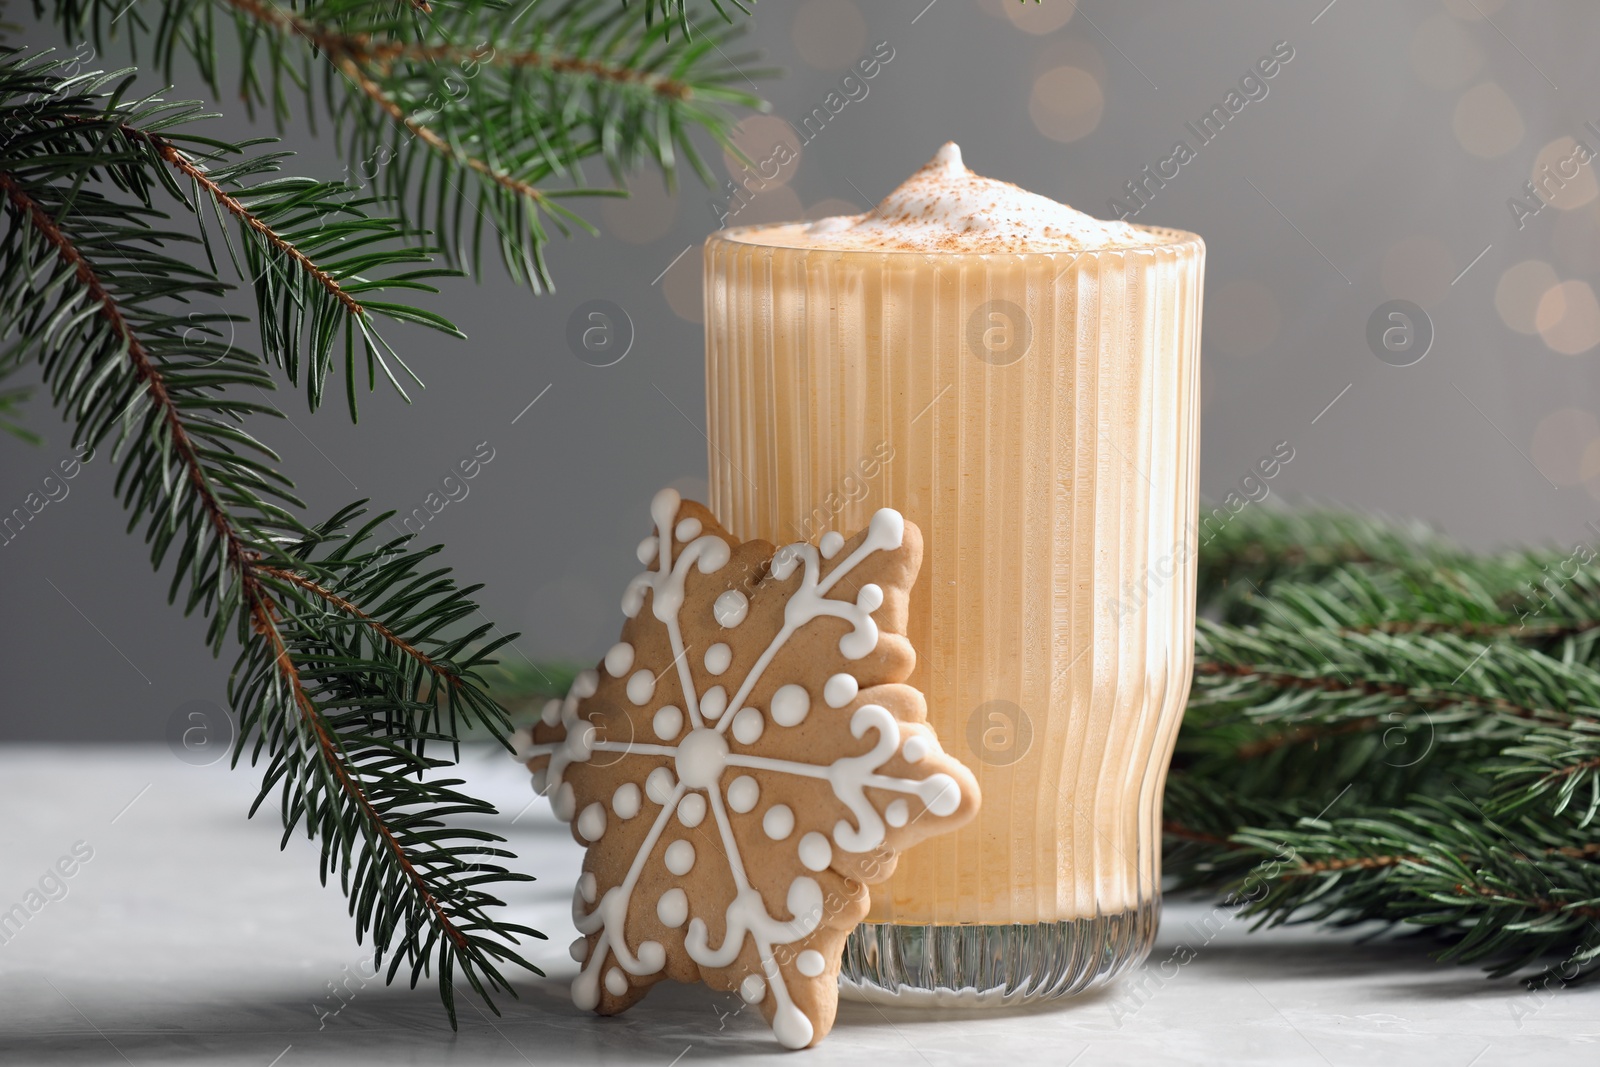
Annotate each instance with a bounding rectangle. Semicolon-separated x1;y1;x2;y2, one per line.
731;142;1163;253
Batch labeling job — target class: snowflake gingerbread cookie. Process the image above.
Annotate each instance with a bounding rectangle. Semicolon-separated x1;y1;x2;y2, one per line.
519;489;980;1048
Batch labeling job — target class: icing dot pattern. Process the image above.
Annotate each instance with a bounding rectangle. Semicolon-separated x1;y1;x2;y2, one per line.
604;642;635;677
823;673;858;708
732;707;765;745
713;589;748;628
763;804;795;840
626;670;656;705
521;492;976;1050
677;792;707;828
727;775;760;813
653;705;683;741
664;839;695;875
704;642;733;675
770;684;810;727
658;887;688;927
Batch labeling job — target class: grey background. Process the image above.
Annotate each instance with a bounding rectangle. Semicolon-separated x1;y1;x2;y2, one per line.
4;0;1599;740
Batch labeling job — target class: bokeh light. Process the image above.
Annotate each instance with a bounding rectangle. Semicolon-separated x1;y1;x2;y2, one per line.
1495;259;1560;334
1028;66;1104;144
1031;35;1107;84
791;0;867;71
662;248;703;324
1409;14;1484;90
600;171;678;245
1005;0;1076;34
1452;81;1524;158
1381;235;1455;309
1529;136;1599;213
1206;280;1281;358
723;116;803;189
1531;408;1600;486
1536;279;1600;355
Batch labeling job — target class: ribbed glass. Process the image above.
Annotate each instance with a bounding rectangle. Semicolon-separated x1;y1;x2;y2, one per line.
702;227;1204;1003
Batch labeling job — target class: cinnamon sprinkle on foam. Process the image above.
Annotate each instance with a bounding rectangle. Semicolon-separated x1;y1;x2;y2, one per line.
731;142;1162;253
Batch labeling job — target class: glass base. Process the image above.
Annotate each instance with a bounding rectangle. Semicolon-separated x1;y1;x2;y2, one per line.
838;898;1159;1008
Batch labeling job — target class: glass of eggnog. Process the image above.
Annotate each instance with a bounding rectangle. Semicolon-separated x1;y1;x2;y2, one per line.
702;143;1204;1004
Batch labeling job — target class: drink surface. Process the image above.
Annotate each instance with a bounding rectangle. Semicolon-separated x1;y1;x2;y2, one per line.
704;145;1203;925
726;141;1166;254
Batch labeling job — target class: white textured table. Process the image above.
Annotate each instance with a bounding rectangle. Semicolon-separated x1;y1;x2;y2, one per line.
2;746;1595;1065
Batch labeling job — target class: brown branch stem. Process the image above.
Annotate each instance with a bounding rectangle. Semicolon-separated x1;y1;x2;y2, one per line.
254;563;460;687
333;56;550;205
1345;619;1600;639
1162;821;1243;848
1195;659;1578;727
137;127;363;315
224;0;693;97
1452;882;1600;921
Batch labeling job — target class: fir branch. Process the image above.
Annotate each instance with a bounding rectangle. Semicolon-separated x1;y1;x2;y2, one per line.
1173;506;1600;984
0;51;537;1024
1197;506;1462;623
42;0;769;289
1194;622;1600;729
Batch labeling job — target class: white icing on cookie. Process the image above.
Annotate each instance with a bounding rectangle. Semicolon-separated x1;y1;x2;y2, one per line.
664;839;695;875
622;573;652;618
653;705;683;741
677;792;707;828
578;802;607;841
727;775;760;813
553;782;576;822
740;973;767;1004
626;669;656;705
731;707;764;745
772;1001;814;1049
770;684;810;728
570;936;588;962
675;728;728;788
885;798;910;826
823;673;858;708
613;783;641;819
713;589;748;628
604;642;635;677
578;871;597;904
527;495;964;1050
571;669;599;699
858;583;884;613
700;685;728;719
798;831;832;871
819;531;845;559
658;887;688;927
763;804;794;840
645;766;676;805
